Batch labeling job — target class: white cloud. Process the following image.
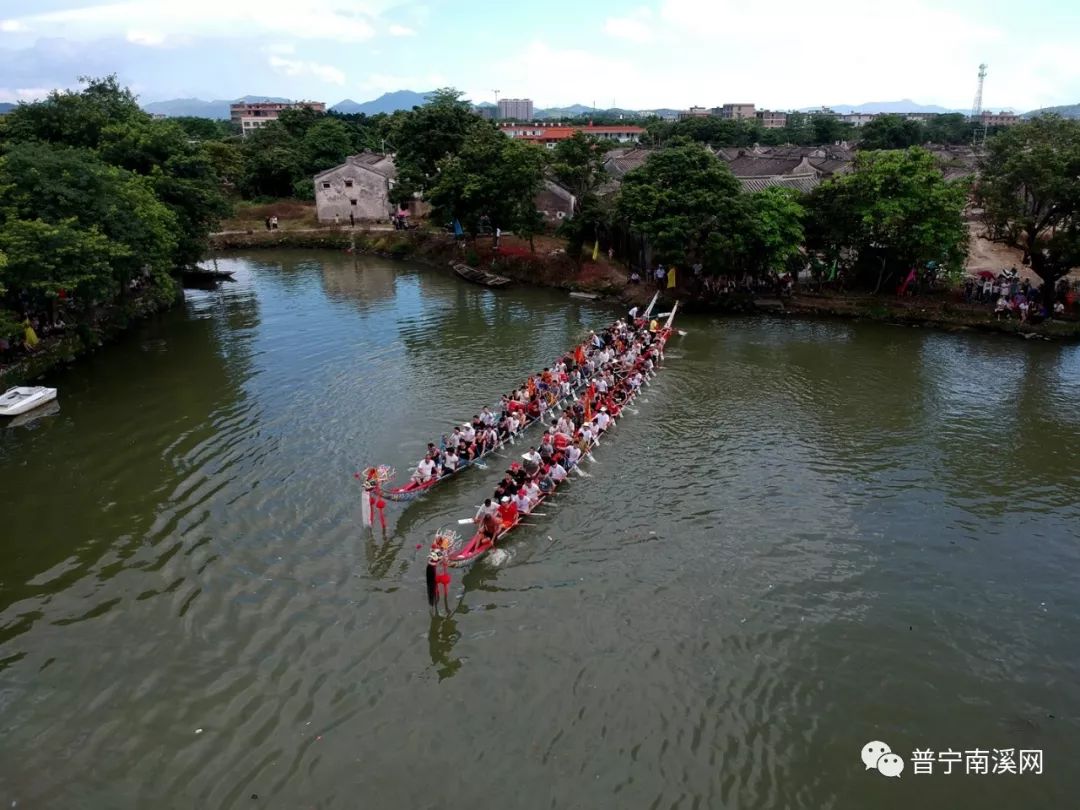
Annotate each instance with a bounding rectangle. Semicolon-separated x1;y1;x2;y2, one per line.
269;55;346;85
126;30;165;46
0;19;28;32
603;8;654;44
263;42;297;55
0;87;54;103
388;24;416;36
14;0;388;43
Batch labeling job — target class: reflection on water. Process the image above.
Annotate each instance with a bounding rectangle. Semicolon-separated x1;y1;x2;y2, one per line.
1;253;1078;809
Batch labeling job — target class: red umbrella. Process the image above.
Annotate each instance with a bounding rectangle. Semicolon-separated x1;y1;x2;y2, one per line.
977;270;996;280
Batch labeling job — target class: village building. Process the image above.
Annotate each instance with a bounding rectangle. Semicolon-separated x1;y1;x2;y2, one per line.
678;106;713;120
535;180;577;222
498;122;645;148
756;110;788;129
313;153;397;223
719;103;756;121
232;100;326;136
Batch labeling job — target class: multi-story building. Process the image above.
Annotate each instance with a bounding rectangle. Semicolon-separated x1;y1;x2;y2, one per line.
498;122;645;149
756;110;788;129
840;113;875;127
719;103;756;120
497;98;534;121
977;111;1020;127
231;99;326;135
678;106;712;120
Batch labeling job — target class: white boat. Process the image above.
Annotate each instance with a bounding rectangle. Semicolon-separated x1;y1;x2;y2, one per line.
0;386;58;416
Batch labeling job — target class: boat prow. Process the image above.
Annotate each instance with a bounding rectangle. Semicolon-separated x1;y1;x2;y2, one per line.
0;386;58;417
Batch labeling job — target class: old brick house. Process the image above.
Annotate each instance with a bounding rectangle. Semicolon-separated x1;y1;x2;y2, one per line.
314;153;396;223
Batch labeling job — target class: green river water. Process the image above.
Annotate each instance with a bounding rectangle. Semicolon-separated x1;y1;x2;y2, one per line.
1;251;1078;809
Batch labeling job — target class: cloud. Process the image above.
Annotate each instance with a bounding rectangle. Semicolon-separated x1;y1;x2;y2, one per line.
603;9;654;44
126;30;166;47
13;0;386;43
1;19;28;32
0;87;53;103
269;55;346;85
388;24;416;36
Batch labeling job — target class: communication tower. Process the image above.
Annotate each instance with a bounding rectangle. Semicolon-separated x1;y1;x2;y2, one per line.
971;64;988;149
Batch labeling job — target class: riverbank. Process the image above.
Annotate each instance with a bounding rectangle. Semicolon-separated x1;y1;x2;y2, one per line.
209;227;629;294
784;291;1080;340
0;285;178;388
207;228;1080;342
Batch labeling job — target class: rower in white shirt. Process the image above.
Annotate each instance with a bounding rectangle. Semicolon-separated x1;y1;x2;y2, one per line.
443;448;459;472
481;406;495;426
474;497;499;522
513;488;532;515
524;479;541;505
594;408;611;432
550;461;568;482
412;455;437;483
461;423;476;443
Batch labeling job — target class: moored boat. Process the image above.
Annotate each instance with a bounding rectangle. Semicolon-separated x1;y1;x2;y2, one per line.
0;386;58;417
453;263;512;288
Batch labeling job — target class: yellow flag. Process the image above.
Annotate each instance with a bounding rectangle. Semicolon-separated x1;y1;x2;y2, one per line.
592;239;599;261
667;267;676;288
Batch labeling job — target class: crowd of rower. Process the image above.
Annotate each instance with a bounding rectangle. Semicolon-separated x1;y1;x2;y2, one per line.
463;316;664;544
408;317;655;486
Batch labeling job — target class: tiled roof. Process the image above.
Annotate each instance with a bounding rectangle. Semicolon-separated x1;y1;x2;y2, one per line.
603;148;652;178
738;175;821;194
808;158;852;176
313;152;395;180
726;155;812;177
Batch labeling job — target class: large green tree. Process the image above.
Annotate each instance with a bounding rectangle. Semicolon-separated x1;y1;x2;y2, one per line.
550;132;613;261
393;88;479;202
427;124;546;246
806;147;969;291
976;115;1080;307
858;115;925;150
615;140;744;268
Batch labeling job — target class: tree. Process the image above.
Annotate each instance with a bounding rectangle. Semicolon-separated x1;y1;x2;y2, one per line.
427;124;546;246
741;187;806;275
858;115;924;150
977;116;1080;308
393;88;479;202
615;140;743;268
806;147;969;291
550;132;613;261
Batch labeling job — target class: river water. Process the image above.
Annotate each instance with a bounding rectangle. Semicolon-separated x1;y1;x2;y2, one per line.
2;252;1078;809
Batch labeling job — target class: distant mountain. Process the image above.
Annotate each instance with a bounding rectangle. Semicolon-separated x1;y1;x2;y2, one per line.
533;105;665;120
1022;103;1080;119
0;102;15;115
331;90;431;115
535;104;595;119
808;100;966;115
141;95;291;119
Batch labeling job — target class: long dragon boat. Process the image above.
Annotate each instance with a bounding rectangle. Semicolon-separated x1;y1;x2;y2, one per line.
372;293;663;506
439;302;678;569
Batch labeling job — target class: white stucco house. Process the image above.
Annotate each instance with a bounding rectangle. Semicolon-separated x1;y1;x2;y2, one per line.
314;153;397;223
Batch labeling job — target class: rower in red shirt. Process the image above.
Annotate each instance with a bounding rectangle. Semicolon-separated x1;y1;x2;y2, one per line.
497;496;518;530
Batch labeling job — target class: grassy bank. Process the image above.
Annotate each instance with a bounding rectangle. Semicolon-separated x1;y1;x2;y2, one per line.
786;291;1080;340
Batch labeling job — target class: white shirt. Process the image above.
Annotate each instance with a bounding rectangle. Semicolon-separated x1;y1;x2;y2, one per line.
524;481;541;503
523;450;541;465
551;463;567;481
629;306;639;318
461;425;476;443
513;493;531;514
565;446;582;465
595;412;610;431
557;417;573;435
416;459;436;480
443;452;458;471
475;502;499;520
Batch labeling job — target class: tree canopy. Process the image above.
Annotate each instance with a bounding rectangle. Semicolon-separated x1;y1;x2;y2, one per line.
806;147;969;290
0;76;230;342
976;115;1080;302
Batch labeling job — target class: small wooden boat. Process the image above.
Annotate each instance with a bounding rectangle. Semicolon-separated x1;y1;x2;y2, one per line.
453;263;511;288
0;386;58;417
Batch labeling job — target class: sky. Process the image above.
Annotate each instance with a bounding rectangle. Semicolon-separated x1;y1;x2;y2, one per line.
1;0;1078;112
